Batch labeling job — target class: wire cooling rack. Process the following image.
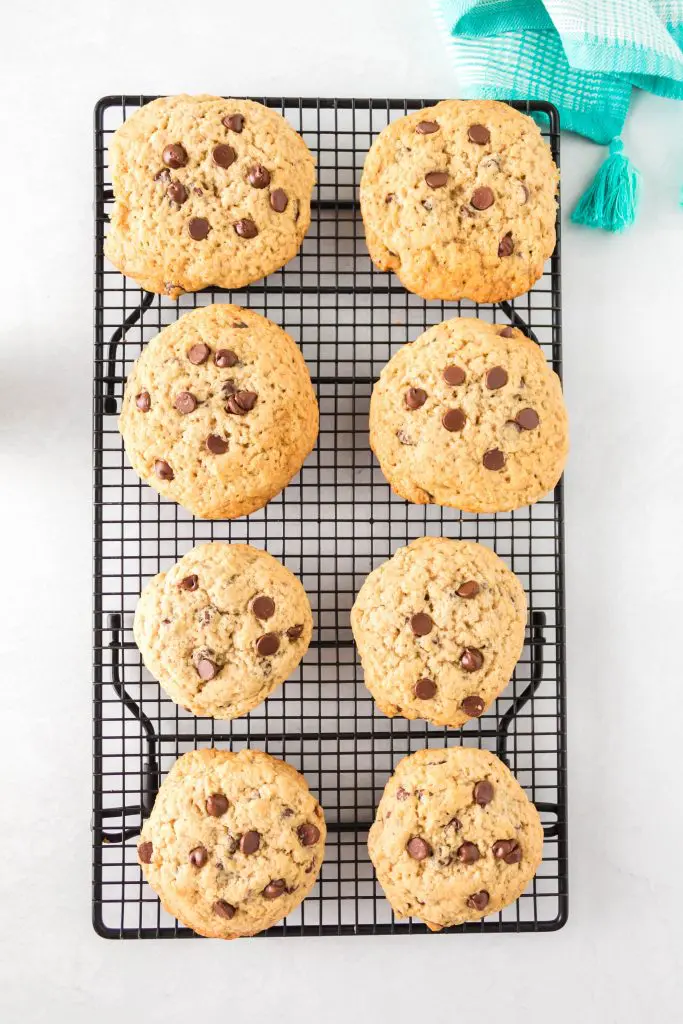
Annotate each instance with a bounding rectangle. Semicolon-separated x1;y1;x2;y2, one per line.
93;96;567;938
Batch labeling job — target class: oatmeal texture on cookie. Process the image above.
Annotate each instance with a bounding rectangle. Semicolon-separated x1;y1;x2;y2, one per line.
119;304;318;519
138;748;326;938
134;542;313;719
368;746;543;929
369;316;568;513
360;99;558;302
105;94;315;297
351;537;526;728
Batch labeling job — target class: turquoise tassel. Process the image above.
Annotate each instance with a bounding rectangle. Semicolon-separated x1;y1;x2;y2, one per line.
571;138;641;233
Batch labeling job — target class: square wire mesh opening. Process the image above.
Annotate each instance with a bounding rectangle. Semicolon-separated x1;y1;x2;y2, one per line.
93;96;567;938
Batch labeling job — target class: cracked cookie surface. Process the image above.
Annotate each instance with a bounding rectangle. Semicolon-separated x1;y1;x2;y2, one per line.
105;95;315;297
138;748;325;938
119;304;318;519
369;317;568;512
351;537;526;729
368;746;543;929
360;99;558;302
134;542;312;719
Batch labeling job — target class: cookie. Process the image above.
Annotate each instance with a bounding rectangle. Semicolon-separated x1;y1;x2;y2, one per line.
368;746;543;930
134;543;312;719
369;317;568;512
351;537;526;728
105;95;315;297
119;304;318;519
137;748;326;938
360;99;558;302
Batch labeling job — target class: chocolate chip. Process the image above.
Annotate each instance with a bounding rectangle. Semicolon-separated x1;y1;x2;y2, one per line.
287;624;304;640
297;823;321;846
248;164;271;189
188;217;210;240
414;677;436;699
443;365;465;386
154;168;171;182
483;448;506;471
234;390;257;411
206;434;229;455
425;171;448;188
162;143;188;169
223;113;244;132
499;326;514;338
189;845;208;868
498;232;514;257
385;193;395;204
256;633;280;656
471;186;494;210
194;187;203;195
251;595;275;620
179;574;198;591
154;460;173;481
410;612;433;637
457;841;480;864
473;780;494;806
234;218;258;239
442;408;466;432
188;343;210;365
212;144;236;169
226;390;258;415
166;180;188;205
282;807;295;818
196;657;217;680
215;349;238;368
137;841;153;864
405;387;427;409
468;124;491;145
396;787;409;801
270;189;288;213
493;839;522;864
136;391;150;412
461;694;485;717
406;837;432;860
214;900;236;919
222;381;237;397
467;890;489;911
516;407;540;430
263;879;286;899
206;793;229;817
240;831;260;855
460;647;484;672
416;121;439;134
486;366;508;390
175;391;197;415
457;581;479;598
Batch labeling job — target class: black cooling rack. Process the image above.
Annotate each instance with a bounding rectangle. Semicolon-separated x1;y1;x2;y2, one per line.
93;96;567;938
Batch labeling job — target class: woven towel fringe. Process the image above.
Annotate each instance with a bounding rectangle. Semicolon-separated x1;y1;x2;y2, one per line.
571;138;641;233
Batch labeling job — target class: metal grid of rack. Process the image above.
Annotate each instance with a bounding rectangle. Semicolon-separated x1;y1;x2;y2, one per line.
93;96;567;938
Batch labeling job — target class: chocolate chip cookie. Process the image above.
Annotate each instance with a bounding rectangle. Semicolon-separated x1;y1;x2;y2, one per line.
119;304;318;519
360;99;558;302
369;317;568;512
138;748;325;938
350;537;526;729
105;95;315;297
134;543;312;718
368;746;543;929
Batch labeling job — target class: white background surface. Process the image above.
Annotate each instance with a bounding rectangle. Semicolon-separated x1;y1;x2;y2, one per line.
2;1;682;1020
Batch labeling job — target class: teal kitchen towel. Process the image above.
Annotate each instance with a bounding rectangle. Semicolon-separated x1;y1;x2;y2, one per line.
433;0;683;144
